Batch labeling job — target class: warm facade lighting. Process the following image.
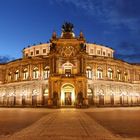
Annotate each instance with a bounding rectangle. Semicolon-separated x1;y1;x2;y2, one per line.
0;22;139;107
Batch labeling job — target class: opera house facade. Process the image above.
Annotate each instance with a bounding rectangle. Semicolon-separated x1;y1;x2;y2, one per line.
0;23;140;107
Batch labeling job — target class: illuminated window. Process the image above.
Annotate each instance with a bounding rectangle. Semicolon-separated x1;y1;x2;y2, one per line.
97;50;101;55
87;88;93;96
97;67;103;79
23;68;28;80
103;51;105;56
33;67;39;79
90;49;94;54
62;61;73;76
44;88;49;96
65;69;71;74
15;70;19;81
44;66;50;79
8;72;12;81
25;53;28;57
86;66;92;79
36;50;39;55
43;49;46;53
117;70;121;80
124;72;128;81
108;68;113;79
31;52;33;55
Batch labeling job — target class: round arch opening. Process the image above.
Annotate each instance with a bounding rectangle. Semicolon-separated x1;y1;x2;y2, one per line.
61;83;75;106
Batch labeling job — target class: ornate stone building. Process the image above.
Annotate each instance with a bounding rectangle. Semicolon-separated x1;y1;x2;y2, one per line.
0;22;140;107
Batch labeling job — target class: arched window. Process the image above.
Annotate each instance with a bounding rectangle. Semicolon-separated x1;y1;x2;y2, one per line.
15;70;19;81
43;88;49;105
97;67;103;79
87;88;92;96
8;72;12;81
98;89;104;105
108;68;113;79
87;88;94;105
86;66;92;79
124;72;128;81
33;67;39;79
117;70;121;80
23;68;28;80
44;66;50;79
62;61;73;77
44;88;49;96
32;89;39;106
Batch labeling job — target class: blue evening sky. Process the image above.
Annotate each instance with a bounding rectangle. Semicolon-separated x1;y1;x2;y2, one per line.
0;0;140;63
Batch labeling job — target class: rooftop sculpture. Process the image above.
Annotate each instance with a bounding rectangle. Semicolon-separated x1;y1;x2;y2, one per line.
62;22;74;32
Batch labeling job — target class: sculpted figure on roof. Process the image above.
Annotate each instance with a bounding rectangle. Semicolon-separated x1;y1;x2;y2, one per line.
62;22;74;32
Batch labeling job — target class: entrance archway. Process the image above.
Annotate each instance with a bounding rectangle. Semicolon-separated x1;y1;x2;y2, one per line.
61;84;75;106
110;94;114;105
98;89;104;105
87;88;94;105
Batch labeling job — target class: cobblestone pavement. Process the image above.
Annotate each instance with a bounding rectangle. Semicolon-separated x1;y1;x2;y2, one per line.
0;108;139;140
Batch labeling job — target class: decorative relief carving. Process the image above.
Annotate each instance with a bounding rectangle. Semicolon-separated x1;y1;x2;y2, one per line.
60;46;76;57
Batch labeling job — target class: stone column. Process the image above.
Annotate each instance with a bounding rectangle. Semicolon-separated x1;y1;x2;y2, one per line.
48;79;53;106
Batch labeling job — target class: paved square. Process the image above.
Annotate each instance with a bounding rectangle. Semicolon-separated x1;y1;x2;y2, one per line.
0;107;139;140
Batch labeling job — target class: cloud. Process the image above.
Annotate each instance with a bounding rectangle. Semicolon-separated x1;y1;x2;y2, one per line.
116;41;140;55
115;41;140;63
49;0;140;63
0;56;15;63
53;0;140;31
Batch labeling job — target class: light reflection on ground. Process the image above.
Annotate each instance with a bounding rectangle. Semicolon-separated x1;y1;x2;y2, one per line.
0;108;48;135
86;107;140;138
0;107;139;140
